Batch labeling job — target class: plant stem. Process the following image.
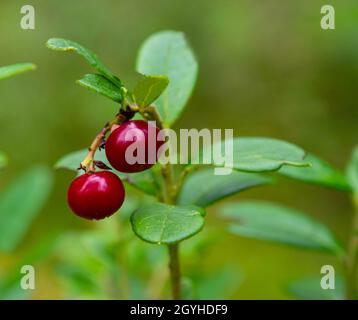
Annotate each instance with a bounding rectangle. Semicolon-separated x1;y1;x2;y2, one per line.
161;164;176;203
140;104;182;299
141;105;164;130
155;126;181;298
80;113;128;172
168;243;181;299
345;196;358;300
162;162;182;299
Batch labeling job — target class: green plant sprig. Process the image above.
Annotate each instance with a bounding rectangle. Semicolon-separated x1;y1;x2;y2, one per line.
50;31;313;299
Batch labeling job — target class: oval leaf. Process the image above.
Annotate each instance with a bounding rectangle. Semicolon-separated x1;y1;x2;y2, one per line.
220;201;343;255
77;74;123;102
134;74;169;107
46;38;121;87
136;31;198;126
0;63;36;80
200;137;309;172
55;149;159;196
346;145;358;194
0;166;53;252
279;153;350;192
131;203;205;244
177;168;272;207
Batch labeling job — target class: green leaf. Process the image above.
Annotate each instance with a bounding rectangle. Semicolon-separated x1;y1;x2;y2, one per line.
55;149;109;171
77;74;123;102
220;201;343;255
55;149;159;196
131;203;205;244
346;145;358;194
136;31;198;126
287;276;345;300
200;137;309;172
46;38;121;87
0;63;36;80
0;166;53;252
133;74;169;107
177;168;272;207
279;153;350;191
0;151;7;169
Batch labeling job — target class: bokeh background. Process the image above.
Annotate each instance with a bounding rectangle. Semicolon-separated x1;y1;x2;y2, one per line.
0;0;357;299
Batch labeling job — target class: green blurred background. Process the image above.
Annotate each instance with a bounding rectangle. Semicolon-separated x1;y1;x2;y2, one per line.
0;0;357;299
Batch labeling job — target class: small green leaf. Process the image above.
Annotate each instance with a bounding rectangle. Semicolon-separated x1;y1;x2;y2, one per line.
131;203;205;244
0;151;7;169
177;168;272;207
220;201;343;255
55;149;109;171
0;63;36;80
0;166;53;252
287;276;345;300
77;74;123;103
133;74;169;107
200;137;309;172
55;149;159;196
46;38;121;87
136;31;198;126
279;154;350;191
346;145;358;194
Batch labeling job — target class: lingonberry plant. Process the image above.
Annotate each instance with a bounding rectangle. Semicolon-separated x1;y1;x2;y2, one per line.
48;31;316;299
217;148;357;299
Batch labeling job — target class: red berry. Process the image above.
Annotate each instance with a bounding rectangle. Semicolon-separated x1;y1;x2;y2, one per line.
67;171;125;220
105;120;163;173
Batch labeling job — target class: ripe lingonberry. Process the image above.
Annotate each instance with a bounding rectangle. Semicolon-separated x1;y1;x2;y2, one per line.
105;120;163;173
67;171;125;220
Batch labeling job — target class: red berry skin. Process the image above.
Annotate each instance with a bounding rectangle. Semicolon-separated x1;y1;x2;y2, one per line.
105;120;163;173
67;171;125;220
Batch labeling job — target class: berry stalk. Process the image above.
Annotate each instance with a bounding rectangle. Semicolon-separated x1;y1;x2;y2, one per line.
80;112;129;173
